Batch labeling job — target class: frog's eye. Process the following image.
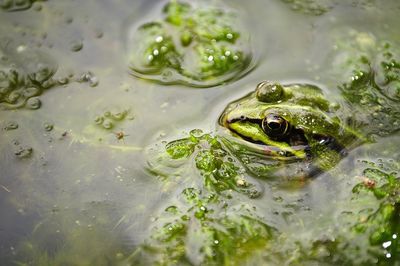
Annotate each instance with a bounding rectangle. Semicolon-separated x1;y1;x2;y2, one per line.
262;113;291;139
256;81;284;102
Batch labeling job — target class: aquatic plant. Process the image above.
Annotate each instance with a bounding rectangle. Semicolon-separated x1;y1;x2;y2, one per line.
148;129;263;198
128;1;254;87
339;43;400;138
131;189;275;265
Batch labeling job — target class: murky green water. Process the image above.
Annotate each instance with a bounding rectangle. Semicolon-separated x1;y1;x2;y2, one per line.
0;0;399;265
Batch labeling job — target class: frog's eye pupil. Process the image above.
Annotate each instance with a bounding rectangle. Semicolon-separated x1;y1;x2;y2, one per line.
267;120;281;130
262;113;291;139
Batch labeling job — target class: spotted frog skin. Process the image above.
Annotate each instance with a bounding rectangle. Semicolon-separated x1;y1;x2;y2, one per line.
218;81;362;180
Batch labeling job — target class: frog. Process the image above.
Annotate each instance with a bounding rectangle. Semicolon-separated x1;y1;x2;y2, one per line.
218;81;364;180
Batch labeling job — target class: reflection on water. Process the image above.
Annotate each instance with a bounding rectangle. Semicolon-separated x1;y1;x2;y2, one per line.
0;0;399;265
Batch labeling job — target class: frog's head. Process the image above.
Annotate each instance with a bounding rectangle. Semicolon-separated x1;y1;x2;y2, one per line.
218;81;362;180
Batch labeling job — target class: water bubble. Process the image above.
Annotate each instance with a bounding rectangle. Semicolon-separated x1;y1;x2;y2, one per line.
43;122;54;131
8;91;21;103
102;119;113;129
70;40;83;52
26;97;41;109
78;71;98;87
3;121;18;131
95;30;104;39
94;116;104;125
23;87;39;98
14;145;33;158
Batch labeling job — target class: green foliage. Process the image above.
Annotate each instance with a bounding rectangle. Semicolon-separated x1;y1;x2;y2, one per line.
162;130;261;197
129;1;252;87
351;160;400;263
136;22;182;73
339;43;400;137
135;190;275;265
192;43;244;79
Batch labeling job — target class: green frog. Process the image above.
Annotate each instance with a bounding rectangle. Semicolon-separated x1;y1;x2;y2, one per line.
218;81;363;180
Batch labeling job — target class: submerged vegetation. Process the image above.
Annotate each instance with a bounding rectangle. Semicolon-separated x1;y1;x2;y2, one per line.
0;47;59;110
128;0;254;87
133;190;276;265
339;43;400;138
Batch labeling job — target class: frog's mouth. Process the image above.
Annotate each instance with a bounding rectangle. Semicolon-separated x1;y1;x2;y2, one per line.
222;116;344;160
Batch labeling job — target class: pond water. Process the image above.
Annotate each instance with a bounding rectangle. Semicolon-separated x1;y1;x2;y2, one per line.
0;0;399;265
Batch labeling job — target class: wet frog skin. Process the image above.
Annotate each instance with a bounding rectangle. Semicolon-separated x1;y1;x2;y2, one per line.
218;81;362;180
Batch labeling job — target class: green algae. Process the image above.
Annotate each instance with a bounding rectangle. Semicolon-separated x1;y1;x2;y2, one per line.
149;129;262;197
130;189;275;265
339;43;400;138
128;1;255;87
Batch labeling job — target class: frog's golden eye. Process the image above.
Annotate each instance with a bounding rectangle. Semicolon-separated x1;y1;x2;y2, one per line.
262;113;291;139
256;81;284;102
